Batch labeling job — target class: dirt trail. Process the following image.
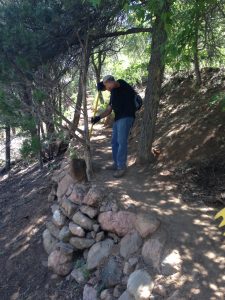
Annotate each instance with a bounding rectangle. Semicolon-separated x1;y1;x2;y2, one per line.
0;123;224;300
90;124;225;300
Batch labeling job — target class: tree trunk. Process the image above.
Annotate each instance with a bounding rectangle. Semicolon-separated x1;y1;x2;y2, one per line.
79;35;93;181
193;14;201;86
5;124;11;172
72;70;83;131
138;1;171;163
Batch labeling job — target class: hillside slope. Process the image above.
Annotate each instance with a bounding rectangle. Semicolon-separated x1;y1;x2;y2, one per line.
131;68;225;205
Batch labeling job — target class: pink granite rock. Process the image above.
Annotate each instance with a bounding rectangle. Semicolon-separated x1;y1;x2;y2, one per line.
98;211;136;237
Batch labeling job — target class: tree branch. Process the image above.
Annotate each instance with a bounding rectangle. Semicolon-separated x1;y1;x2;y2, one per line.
93;27;152;39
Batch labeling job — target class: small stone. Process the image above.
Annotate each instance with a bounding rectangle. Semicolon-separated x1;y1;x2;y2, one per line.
48;193;56;202
69;222;85;237
61;198;78;218
80;205;98;218
128;258;138;267
46;221;60;239
127;270;154;300
135;213;160;238
93;224;100;232
113;285;123;298
71;268;86;284
118;290;134;300
120;230;143;259
55;242;74;256
100;289;113;300
87;239;114;270
83;186;104;207
123;262;134;275
66;184;73;196
121;276;129;286
59;226;72;242
48;250;73;276
42;229;58;254
90;231;96;239
98;211;136;237
108;232;120;243
83;284;97;300
51;204;59;214
70;237;95;250
161;249;182;275
69;184;87;204
142;229;167;271
95;231;105;242
52;209;66;228
153;284;167;297
72;211;95;231
83;249;89;260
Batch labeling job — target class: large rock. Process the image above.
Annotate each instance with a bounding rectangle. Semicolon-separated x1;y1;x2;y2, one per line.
80;205;98;218
61;198;78;218
59;226;72;242
120;230;143;259
48;249;73;276
69;222;85;237
46;221;60;239
52;209;66;228
83;284;97;300
87;239;114;270
83;186;104;207
72;211;95;230
161;249;182;275
141;229;167;271
135;213;160;238
69;184;87;204
57;174;75;199
100;257;123;287
70;237;95;250
98;211;136;237
127;270;154;300
118;291;135;300
42;229;58;254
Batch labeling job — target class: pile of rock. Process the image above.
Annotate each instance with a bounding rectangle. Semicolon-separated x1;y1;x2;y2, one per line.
43;158;182;299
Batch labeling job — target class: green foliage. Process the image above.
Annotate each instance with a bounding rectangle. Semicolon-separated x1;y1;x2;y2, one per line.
20;136;41;159
210;92;225;111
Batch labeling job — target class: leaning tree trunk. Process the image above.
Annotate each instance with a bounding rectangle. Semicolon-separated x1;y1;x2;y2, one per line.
138;1;171;163
5;124;11;172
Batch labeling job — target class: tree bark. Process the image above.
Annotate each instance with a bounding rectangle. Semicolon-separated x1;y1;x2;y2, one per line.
5;124;11;172
138;1;171;163
78;32;93;181
72;69;83;131
193;13;201;86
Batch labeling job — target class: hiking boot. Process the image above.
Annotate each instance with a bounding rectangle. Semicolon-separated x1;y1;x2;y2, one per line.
105;164;117;171
113;168;126;178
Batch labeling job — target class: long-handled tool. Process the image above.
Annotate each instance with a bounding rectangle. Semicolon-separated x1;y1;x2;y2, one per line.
89;91;100;138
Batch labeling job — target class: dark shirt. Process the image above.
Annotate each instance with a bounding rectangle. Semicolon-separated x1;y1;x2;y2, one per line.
109;79;136;121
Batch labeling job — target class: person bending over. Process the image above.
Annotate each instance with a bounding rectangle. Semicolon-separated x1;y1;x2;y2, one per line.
91;75;136;178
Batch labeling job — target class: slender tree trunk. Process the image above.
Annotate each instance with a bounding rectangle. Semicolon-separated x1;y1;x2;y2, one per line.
72;70;83;131
78;32;93;181
193;14;201;86
5;124;11;172
138;1;171;163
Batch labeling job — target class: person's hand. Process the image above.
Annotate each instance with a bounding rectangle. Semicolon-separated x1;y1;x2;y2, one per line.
91;115;101;124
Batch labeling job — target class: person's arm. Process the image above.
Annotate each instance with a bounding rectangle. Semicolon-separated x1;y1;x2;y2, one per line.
91;105;112;124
